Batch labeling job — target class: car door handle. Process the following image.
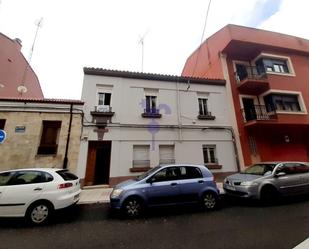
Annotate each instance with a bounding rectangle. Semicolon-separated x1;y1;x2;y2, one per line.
33;188;42;191
198;180;204;183
171;182;177;186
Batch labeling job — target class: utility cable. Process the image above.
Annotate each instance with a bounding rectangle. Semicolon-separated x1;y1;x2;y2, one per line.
191;0;212;77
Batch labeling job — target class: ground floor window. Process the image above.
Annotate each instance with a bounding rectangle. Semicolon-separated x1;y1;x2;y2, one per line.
159;145;175;165
0;119;5;130
37;120;62;155
133;145;150;168
203;145;217;164
248;136;258;155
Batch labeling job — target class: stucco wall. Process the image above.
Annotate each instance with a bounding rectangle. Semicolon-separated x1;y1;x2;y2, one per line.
0;111;82;174
78;73;239;182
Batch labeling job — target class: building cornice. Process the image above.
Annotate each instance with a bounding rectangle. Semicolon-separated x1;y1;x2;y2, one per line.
83;67;226;86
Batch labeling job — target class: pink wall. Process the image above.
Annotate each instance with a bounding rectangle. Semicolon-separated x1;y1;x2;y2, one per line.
0;33;43;98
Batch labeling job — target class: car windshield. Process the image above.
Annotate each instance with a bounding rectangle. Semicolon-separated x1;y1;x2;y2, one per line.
242;164;277;175
135;166;162;181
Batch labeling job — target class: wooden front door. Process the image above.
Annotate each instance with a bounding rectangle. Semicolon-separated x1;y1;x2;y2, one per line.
84;141;111;186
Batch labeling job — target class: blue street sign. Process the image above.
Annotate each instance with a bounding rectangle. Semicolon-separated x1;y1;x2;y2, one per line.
0;129;6;143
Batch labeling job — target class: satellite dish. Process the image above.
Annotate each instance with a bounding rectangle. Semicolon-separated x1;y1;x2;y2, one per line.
17;85;28;93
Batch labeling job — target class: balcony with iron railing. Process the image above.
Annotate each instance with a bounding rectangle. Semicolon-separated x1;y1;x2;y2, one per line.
241;105;277;124
90;105;115;125
197;111;216;120
235;66;269;95
141;108;162;118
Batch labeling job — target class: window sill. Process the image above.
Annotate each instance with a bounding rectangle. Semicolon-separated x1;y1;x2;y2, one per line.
266;71;295;77
36;154;58;158
141;113;162;118
205;164;222;170
197;115;216;120
275;111;307;115
130;167;151;173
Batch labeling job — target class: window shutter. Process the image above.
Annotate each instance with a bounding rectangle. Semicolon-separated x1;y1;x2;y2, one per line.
133;145;150;167
159;145;175;164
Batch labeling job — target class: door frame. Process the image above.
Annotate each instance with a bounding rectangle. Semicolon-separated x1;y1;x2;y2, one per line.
84;141;112;186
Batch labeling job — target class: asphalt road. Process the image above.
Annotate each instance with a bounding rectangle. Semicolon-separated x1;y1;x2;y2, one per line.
1;196;309;249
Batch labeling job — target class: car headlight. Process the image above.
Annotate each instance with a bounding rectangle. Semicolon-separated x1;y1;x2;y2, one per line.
111;189;124;198
240;181;257;186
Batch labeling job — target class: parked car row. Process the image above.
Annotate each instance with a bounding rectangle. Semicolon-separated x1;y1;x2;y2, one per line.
1;161;309;224
110;162;309;217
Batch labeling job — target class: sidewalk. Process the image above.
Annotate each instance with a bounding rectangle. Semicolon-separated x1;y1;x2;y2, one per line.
78;183;224;204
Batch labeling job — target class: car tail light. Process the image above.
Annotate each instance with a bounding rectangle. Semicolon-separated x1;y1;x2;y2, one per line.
58;182;73;189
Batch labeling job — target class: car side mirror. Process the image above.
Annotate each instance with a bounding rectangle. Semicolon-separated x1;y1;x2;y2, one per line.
275;172;286;177
146;178;155;184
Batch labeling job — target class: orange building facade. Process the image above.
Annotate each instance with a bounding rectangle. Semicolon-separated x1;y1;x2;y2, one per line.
182;24;309;166
0;33;43;98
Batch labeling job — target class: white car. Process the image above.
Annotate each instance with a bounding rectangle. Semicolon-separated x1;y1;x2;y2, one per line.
0;168;81;225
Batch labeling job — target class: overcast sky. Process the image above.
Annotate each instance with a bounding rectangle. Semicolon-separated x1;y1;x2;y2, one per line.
0;0;308;99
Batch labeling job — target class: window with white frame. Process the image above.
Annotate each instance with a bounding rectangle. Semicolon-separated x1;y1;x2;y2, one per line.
255;57;290;74
203;145;217;164
145;96;158;113
264;93;301;112
133;145;150;168
198;98;209;116
159;145;175;165
98;92;111;106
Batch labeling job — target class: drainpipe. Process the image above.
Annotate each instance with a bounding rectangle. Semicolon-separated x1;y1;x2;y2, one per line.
63;104;73;169
226;128;241;173
176;79;182;141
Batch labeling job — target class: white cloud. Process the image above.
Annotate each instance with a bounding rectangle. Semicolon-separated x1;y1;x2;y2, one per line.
258;0;309;39
1;0;300;99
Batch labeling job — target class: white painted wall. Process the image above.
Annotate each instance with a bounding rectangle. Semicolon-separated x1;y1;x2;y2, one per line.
77;73;239;179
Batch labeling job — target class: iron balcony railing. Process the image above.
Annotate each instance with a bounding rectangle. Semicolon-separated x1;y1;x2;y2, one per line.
235;66;267;83
144;108;160;114
198;111;213;116
241;105;277;122
204;158;219;164
94;105;113;112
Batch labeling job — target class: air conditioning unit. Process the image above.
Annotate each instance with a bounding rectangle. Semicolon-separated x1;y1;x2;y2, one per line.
97;105;110;112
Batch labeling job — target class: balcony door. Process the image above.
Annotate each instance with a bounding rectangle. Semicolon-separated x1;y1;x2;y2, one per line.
242;98;256;122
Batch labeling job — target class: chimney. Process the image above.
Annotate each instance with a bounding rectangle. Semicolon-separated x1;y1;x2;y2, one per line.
14;38;22;50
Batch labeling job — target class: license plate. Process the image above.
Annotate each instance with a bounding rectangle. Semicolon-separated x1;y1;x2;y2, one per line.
225;185;236;191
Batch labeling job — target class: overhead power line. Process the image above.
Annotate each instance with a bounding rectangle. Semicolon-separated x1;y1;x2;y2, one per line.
191;0;212;77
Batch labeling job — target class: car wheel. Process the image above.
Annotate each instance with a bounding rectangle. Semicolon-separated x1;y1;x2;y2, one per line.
260;186;279;205
122;197;144;218
202;192;218;210
26;201;53;225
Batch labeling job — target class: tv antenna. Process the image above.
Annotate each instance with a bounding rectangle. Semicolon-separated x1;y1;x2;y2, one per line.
138;30;149;72
18;17;43;96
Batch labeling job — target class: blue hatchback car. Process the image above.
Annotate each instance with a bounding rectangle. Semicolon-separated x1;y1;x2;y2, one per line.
110;164;220;217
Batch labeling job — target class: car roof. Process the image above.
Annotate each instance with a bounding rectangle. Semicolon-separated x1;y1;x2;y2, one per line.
0;168;64;173
254;161;309;164
160;164;206;168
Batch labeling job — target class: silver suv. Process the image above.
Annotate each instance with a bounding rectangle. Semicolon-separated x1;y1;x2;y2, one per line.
223;162;309;202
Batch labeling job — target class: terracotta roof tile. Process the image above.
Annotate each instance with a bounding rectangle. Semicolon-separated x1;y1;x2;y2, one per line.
83;67;225;85
0;97;84;105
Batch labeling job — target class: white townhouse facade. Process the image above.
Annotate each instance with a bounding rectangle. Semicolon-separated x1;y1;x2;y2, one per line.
77;68;240;186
